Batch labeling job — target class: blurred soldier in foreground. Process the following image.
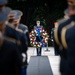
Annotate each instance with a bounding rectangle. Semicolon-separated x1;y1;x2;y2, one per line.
0;8;22;75
54;0;75;75
5;10;27;67
13;10;30;65
12;10;30;75
4;10;28;75
61;0;75;75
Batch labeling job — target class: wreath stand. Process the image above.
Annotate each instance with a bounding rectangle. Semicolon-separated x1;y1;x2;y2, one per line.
45;42;50;51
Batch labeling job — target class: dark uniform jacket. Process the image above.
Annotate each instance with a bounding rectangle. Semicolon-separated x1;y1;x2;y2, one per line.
0;40;22;75
51;28;60;55
5;25;27;53
54;15;75;73
18;24;30;47
58;15;75;58
61;24;75;75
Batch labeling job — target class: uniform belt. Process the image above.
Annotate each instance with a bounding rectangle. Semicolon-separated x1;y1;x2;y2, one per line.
4;37;17;43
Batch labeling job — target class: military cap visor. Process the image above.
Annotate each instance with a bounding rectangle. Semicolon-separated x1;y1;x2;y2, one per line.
13;16;21;20
0;0;7;5
8;10;17;19
14;10;23;16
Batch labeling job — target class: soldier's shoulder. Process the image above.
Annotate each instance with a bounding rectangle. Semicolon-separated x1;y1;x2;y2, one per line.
16;28;23;33
57;17;68;24
20;23;28;28
57;18;70;31
64;21;75;30
6;24;16;30
61;21;75;37
61;22;75;49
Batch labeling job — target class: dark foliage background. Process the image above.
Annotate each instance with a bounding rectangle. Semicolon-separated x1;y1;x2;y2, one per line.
7;0;67;46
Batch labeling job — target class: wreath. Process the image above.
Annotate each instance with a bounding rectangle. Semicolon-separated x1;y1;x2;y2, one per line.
29;27;49;48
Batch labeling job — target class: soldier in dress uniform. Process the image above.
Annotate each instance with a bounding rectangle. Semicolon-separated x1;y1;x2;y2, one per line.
4;10;27;68
14;10;30;47
60;0;75;75
54;1;75;75
53;22;60;56
34;20;43;56
61;20;75;75
0;7;22;75
13;10;30;65
10;10;29;75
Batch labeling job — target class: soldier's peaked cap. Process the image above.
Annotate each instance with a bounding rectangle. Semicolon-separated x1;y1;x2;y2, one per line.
14;10;23;16
0;0;8;5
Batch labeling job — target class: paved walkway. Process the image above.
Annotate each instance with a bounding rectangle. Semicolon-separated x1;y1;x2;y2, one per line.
27;47;61;75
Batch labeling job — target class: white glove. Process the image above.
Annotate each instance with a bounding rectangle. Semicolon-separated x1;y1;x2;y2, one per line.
21;53;26;62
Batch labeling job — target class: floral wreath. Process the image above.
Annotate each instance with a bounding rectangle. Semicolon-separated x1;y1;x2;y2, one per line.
29;27;49;48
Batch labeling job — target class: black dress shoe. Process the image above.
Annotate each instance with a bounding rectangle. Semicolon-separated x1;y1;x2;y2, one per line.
37;54;41;56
